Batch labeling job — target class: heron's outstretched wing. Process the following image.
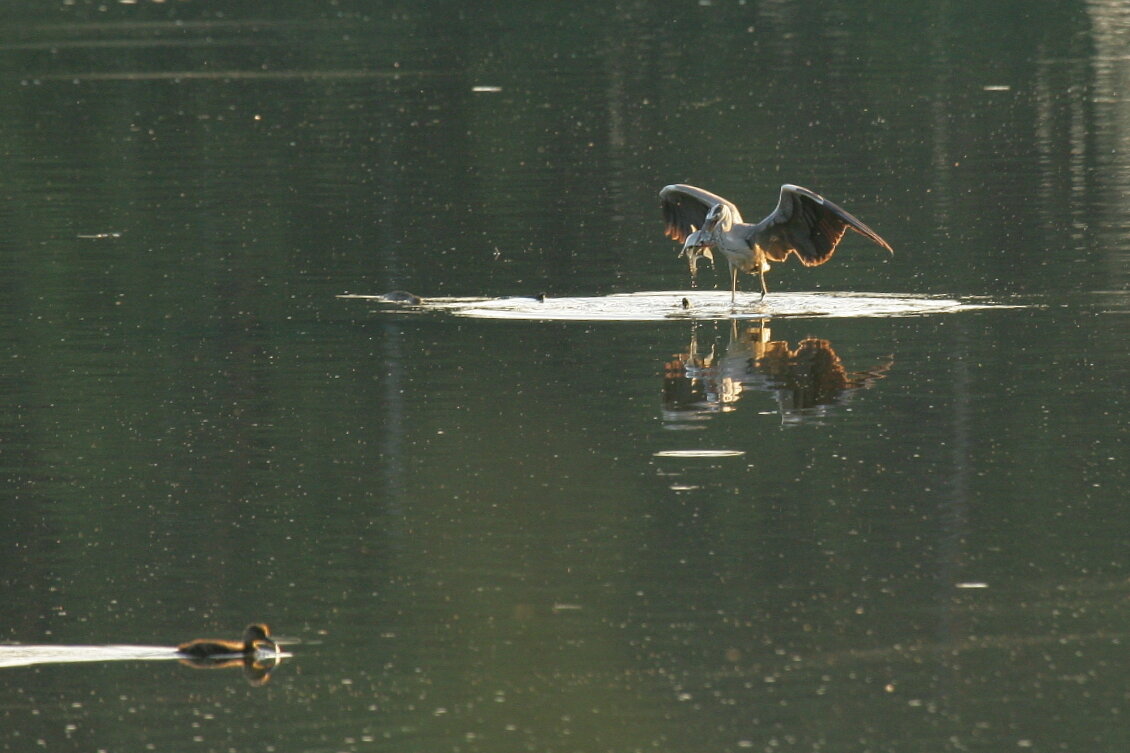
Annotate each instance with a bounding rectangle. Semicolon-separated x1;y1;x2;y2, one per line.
659;184;743;243
758;185;893;267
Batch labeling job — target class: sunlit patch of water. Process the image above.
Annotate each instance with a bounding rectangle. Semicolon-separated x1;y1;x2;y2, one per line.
341;291;1024;321
0;645;181;668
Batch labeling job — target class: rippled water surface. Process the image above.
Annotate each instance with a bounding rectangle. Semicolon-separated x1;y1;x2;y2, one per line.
1;2;1128;752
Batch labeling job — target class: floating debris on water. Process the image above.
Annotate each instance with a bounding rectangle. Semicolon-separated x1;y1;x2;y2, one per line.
653;449;746;458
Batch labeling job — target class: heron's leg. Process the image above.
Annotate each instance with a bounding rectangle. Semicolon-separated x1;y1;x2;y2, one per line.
756;249;769;301
730;265;739;305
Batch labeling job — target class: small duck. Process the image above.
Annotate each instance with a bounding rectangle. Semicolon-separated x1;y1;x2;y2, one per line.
177;624;278;658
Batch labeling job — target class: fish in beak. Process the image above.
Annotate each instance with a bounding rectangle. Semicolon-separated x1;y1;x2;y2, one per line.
678;227;715;277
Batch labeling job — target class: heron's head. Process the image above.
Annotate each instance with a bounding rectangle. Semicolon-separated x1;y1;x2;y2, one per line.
701;204;732;237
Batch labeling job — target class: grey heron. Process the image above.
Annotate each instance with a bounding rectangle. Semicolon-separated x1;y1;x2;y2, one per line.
660;184;893;301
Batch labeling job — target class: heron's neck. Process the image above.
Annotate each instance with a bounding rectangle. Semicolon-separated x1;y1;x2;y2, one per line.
715;222;749;246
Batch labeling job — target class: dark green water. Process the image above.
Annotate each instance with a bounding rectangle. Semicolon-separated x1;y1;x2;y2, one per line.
1;2;1127;752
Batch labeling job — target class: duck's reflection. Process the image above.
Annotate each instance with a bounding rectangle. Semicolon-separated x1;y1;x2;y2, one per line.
663;321;892;424
178;654;283;686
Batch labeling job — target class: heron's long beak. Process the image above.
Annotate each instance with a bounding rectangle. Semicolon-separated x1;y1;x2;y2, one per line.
700;214;720;237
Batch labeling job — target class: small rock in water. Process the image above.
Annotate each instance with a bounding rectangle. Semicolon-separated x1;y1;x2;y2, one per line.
381;290;422;305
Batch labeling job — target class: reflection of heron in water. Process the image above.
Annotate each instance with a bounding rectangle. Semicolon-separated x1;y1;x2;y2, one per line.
660;184;893;301
662;321;893;423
